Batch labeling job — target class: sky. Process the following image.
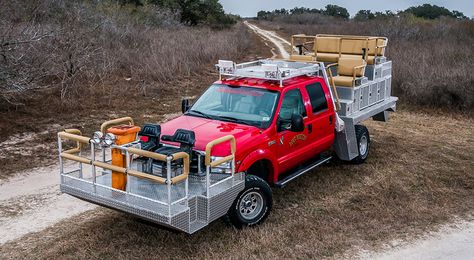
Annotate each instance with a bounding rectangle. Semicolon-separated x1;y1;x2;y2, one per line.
220;0;474;18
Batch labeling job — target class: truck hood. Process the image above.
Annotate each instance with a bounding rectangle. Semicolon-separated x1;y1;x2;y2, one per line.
160;115;262;156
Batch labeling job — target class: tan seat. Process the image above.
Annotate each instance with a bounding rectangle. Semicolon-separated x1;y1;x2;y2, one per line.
289;54;315;62
313;35;387;64
316;52;340;62
327;57;367;87
340;54;376;65
331;75;354;86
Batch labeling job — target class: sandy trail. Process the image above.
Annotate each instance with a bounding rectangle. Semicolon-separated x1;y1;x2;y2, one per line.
360;220;474;260
0;162;96;245
244;21;296;59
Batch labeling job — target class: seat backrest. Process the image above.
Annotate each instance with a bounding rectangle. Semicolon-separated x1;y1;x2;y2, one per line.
367;38;387;56
138;124;161;138
173;129;195;147
315;35;387;58
161;128;195;151
314;36;340;53
338;57;366;77
340;38;368;56
234;95;256;114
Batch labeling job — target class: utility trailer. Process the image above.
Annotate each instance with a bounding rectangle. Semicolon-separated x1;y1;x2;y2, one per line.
58;34;397;233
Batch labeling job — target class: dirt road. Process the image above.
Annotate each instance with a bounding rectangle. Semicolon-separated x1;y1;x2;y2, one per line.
0;163;96;244
244;21;296;59
363;221;474;260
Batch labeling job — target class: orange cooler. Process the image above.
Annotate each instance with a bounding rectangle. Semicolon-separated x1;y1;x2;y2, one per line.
107;125;141;190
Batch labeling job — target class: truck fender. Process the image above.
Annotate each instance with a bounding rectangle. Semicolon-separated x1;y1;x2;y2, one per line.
237;149;278;183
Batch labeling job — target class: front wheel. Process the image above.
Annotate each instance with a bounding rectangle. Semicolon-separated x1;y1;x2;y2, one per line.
227;175;272;228
351;124;370;164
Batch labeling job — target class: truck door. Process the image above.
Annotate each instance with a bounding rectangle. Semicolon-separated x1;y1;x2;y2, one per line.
302;82;335;155
276;88;310;173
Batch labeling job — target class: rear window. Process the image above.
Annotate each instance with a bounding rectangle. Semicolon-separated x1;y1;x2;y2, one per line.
305;83;328;113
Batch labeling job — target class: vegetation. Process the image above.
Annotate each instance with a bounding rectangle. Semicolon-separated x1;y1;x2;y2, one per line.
0;0;243;109
355;4;467;21
354;10;396;21
403;4;468;19
257;4;349;20
258;3;468;22
118;0;237;26
256;4;473;110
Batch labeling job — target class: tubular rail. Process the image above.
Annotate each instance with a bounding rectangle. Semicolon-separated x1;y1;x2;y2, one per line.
205;135;236;167
325;63;341;111
100;117;134;133
58;131;189;185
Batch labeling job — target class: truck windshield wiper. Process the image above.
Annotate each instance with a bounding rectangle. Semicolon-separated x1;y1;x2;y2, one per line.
218;116;251;125
186;110;212;119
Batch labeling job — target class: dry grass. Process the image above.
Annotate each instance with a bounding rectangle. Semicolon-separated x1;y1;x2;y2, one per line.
256;16;474;110
0;0;255;177
0;0;250;113
1;109;473;259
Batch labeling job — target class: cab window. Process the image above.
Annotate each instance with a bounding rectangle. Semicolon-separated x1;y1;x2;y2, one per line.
305;83;328;114
278;89;306;131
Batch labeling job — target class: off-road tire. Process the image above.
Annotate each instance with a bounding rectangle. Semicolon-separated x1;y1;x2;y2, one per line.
351;124;370;164
227;175;272;228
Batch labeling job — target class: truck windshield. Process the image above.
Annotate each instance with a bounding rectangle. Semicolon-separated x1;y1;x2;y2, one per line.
187;84;279;128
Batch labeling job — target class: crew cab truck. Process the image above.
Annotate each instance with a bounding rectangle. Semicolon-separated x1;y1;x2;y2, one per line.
57;35;397;233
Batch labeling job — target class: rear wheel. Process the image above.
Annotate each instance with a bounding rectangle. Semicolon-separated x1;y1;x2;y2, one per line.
227;175;272;228
351;125;370;164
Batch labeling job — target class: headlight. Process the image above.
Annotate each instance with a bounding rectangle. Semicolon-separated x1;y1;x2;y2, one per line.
210;156;232;174
104;133;116;146
91;131;103;145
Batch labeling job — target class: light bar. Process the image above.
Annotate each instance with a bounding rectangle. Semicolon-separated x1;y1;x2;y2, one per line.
216;59;320;87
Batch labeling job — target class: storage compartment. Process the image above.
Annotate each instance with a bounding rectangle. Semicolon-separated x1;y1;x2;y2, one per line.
385;76;392;98
378;80;386;102
360;84;370;109
339;100;353;116
369;82;378;105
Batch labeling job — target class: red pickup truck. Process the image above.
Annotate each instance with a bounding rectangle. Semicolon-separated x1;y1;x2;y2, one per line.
162;76;338;183
159;64;371;227
58;59;397;233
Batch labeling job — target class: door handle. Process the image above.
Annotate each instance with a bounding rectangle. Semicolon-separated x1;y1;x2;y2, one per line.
329;115;333;125
307;123;312;134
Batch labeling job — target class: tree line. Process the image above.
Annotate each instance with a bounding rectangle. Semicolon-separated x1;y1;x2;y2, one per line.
118;0;236;27
257;4;469;21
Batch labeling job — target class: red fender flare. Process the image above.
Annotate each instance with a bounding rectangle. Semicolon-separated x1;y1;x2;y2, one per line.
237;149;278;183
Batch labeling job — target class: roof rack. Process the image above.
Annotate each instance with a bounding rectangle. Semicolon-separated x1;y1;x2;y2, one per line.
216;59;320;87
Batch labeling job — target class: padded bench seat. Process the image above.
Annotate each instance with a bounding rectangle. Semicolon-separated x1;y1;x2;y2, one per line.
314;35;387;65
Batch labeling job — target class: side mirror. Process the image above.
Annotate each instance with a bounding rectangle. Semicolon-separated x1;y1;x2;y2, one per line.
290;114;305;132
181;99;190;113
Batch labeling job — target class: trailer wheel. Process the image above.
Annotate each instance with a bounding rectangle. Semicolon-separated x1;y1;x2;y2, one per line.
227;175;272;228
352;125;370;164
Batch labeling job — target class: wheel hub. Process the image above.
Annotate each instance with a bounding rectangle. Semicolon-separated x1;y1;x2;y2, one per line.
239;191;264;220
359;135;368;155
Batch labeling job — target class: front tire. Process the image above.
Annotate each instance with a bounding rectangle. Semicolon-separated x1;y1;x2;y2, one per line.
227;175;272;228
351;124;370;164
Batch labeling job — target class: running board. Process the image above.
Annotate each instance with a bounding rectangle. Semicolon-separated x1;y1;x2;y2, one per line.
274;156;332;188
